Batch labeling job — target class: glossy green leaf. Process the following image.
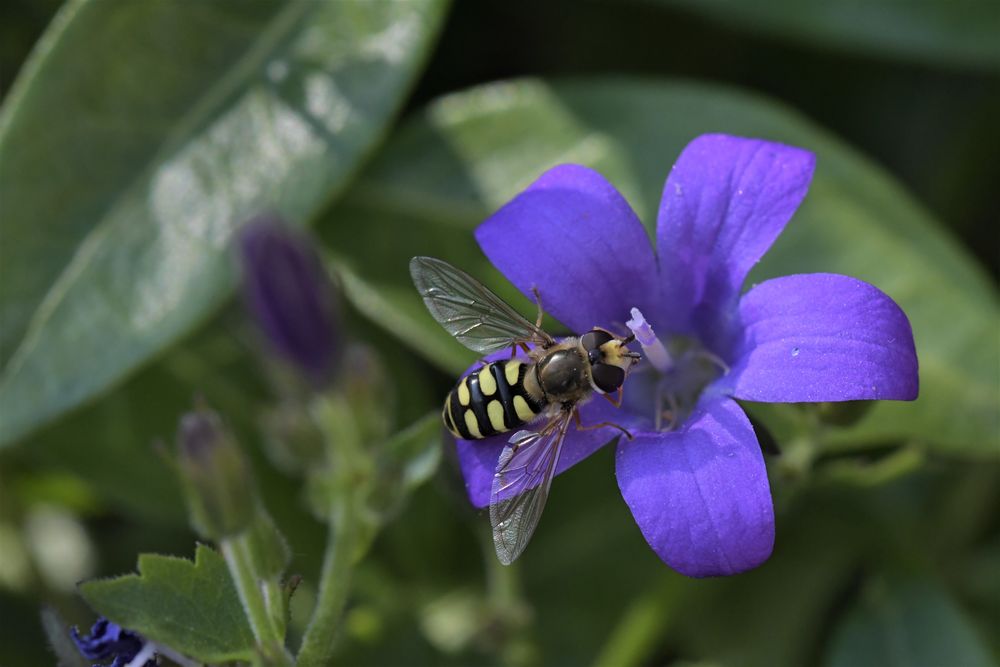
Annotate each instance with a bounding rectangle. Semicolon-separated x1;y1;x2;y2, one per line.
79;544;255;663
327;77;998;456
650;0;1000;71
0;0;448;447
11;319;260;524
826;576;995;667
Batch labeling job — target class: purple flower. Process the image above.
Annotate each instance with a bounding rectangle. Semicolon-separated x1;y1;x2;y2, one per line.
455;134;918;577
71;617;154;667
238;215;340;386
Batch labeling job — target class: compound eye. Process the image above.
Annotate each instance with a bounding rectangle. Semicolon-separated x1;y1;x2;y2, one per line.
581;330;613;352
588;348;601;365
592;362;625;393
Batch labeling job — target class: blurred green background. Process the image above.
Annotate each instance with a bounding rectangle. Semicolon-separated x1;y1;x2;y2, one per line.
1;1;997;665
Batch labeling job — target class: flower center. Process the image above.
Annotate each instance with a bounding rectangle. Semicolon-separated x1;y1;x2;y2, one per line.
625;308;727;431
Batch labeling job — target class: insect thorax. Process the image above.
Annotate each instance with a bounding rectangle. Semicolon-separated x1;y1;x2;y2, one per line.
443;359;546;440
535;344;590;403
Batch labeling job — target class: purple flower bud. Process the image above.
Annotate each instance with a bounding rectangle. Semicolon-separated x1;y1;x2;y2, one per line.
238;215;340;387
71;617;154;667
176;405;256;539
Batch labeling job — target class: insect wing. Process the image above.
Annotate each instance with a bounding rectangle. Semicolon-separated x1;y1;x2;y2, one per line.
410;256;552;354
490;412;572;565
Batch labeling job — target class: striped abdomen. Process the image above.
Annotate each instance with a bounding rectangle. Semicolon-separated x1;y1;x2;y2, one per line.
443;360;545;440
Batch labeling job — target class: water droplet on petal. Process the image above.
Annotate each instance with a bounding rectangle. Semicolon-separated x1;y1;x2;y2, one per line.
791;347;800;357
674;183;684;197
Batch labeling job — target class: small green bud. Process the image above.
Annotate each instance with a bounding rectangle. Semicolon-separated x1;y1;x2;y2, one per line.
261;403;326;474
176;406;256;539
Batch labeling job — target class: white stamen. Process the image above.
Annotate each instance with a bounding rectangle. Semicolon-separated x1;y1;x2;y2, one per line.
626;307;672;373
156;644;201;667
124;642;158;667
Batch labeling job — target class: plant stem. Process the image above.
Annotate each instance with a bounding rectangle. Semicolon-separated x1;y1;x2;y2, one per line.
263;576;288;639
220;537;292;666
478;525;537;667
295;390;373;666
295;497;360;666
590;575;684;667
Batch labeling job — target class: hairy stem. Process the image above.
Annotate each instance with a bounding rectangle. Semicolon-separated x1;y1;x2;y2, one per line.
220;537;292;665
295;497;360;666
296;392;371;666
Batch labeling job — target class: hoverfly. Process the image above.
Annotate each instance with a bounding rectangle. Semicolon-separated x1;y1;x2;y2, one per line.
410;256;641;564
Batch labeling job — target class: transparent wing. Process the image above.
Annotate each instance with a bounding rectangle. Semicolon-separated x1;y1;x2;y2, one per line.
490;411;573;565
410;256;553;354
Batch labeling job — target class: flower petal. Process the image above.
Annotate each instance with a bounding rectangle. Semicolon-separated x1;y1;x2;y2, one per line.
724;273;919;402
456;396;632;508
72;617;145;663
476;164;661;335
656;135;815;337
616;397;774;577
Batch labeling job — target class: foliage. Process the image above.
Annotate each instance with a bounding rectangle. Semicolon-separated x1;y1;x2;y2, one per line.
79;545;256;663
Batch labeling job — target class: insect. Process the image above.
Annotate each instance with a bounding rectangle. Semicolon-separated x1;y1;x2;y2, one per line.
410;256;641;564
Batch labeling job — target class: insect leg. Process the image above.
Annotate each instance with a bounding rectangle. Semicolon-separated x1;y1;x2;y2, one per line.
660;392;680;431
573;409;634;440
531;286;545;329
600;387;624;408
508;338;532;358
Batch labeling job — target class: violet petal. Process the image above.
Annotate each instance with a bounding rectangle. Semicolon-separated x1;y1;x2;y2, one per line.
71;617;146;663
615;397;774;577
476;164;663;335
656;135;815;338
724;273;919;402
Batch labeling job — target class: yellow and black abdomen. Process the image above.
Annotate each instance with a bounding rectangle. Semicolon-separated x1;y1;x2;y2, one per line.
443;360;545;440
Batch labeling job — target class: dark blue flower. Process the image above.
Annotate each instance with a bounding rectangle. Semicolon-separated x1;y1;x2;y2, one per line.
71;617;154;667
238;214;341;386
454;134;918;577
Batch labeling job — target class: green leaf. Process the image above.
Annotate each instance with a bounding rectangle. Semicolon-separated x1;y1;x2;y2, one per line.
385;413;442;495
0;0;449;447
337;261;469;375
826;575;996;667
79;544;256;663
243;510;291;581
818;446;926;488
370;412;443;518
328;77;998;455
649;0;1000;71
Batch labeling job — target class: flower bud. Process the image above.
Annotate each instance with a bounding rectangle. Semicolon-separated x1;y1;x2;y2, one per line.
176;406;256;539
238;214;341;387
